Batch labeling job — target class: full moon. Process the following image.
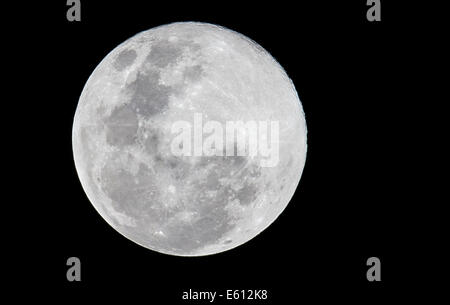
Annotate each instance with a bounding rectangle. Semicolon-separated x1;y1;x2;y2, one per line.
72;22;307;256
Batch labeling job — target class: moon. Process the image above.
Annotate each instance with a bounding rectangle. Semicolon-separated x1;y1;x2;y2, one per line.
72;22;307;256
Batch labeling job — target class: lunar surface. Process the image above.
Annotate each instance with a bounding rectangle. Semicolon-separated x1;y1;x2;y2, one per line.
72;22;307;256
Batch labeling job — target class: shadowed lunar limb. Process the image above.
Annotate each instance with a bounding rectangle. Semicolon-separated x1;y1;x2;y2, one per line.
72;22;307;256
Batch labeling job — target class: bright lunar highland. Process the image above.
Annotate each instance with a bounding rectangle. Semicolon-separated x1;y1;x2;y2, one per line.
72;22;307;256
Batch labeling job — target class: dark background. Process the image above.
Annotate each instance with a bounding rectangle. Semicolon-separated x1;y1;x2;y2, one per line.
10;0;438;302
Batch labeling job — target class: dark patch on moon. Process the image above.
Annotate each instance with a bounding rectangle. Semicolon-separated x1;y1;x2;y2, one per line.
204;170;220;189
183;65;204;82
234;182;258;206
142;128;161;156
146;39;183;68
115;39;205;124
145;39;202;69
104;104;138;147
113;49;137;71
126;70;172;118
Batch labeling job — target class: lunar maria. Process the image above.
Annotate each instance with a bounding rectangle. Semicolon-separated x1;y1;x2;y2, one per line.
72;22;307;256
